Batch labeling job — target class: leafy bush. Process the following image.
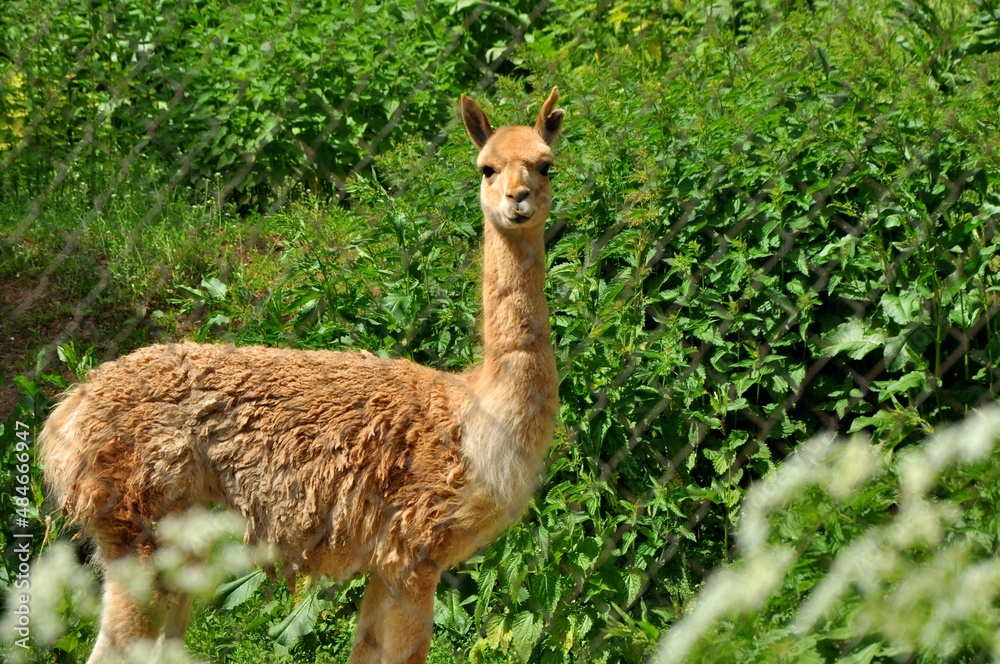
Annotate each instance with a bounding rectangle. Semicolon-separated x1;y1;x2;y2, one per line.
4;0;1000;662
0;0;542;206
655;406;1000;662
0;0;892;208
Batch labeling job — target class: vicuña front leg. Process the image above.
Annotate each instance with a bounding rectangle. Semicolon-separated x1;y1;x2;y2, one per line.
162;590;196;640
88;577;155;664
349;565;440;664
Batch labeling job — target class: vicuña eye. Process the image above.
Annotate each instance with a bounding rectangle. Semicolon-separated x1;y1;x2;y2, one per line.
481;165;496;178
539;163;552;177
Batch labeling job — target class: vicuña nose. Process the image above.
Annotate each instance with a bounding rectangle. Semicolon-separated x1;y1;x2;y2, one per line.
508;187;530;203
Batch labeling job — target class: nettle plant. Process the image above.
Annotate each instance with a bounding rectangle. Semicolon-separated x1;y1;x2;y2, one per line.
7;1;999;662
0;0;548;206
655;406;1000;662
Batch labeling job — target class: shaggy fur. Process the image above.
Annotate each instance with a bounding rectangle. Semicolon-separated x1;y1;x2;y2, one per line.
39;88;564;664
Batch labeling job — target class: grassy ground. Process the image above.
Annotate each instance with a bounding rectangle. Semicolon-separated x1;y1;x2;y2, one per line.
0;176;316;420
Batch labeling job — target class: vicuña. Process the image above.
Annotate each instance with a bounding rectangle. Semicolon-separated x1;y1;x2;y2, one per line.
40;87;564;663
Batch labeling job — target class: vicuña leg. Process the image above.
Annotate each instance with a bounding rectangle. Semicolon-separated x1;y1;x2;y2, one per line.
88;545;194;664
349;565;439;664
163;590;195;640
88;576;155;664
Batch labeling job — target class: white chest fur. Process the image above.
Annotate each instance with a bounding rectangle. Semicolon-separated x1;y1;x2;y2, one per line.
460;384;548;511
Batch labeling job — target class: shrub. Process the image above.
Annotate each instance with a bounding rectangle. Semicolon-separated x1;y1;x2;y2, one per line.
0;0;541;206
4;0;1000;661
655;406;1000;662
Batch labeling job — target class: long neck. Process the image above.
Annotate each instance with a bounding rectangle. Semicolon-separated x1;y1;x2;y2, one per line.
460;219;559;508
480;222;555;385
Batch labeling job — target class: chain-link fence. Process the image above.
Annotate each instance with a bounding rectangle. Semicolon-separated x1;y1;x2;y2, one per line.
2;0;1000;662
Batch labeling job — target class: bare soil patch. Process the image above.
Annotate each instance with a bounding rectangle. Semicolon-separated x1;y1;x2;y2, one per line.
0;275;155;422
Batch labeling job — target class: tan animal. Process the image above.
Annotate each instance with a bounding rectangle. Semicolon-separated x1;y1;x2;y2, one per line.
39;87;564;663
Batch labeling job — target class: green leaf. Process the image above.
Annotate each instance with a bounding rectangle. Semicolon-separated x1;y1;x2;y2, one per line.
214;569;266;611
871;372;928;402
623;567;643;606
382;291;413;323
822;319;888;360
511;611;543;660
268;585;327;647
837;641;883;664
881;291;924;325
884;332;927;372
475;564;498;625
434;587;473;635
571;536;603;574
485;613;511;649
529;569;563;616
175;285;206;302
947;289;985;330
201;276;228;300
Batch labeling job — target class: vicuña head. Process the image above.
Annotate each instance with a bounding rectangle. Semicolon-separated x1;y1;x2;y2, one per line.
39;87;564;664
462;87;564;231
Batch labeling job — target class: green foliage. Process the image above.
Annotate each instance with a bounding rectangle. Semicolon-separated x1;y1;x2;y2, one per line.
226;177;482;367
165;2;999;649
0;0;545;207
3;0;1000;661
654;407;1000;663
894;0;1000;92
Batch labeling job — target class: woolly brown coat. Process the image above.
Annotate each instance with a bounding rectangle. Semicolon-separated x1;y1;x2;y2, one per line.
39;88;564;664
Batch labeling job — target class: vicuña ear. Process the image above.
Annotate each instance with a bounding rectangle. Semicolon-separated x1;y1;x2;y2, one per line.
461;94;494;151
535;86;564;146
